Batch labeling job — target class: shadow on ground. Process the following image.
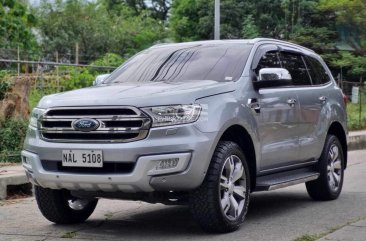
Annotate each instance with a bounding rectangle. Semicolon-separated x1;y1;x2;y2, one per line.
56;190;314;239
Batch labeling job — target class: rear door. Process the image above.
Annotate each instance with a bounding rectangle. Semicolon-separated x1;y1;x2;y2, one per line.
252;45;301;171
295;55;333;161
278;48;329;162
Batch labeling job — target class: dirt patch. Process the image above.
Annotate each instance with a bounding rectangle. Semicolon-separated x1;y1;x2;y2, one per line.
0;162;19;168
0;76;32;119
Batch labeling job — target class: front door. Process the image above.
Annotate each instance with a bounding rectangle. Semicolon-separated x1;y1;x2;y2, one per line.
251;45;301;171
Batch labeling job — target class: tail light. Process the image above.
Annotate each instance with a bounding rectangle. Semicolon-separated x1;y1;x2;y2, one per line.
343;93;348;106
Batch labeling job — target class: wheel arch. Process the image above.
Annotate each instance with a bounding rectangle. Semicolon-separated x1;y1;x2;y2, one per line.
327;121;348;168
219;125;257;190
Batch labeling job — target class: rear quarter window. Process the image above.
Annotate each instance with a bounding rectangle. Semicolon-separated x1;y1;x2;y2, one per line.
304;56;331;85
280;52;312;86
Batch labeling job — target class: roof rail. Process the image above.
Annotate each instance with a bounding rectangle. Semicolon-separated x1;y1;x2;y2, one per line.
251;38;315;53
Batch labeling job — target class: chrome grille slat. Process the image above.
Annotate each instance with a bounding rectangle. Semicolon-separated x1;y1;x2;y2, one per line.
39;107;151;143
40;129;141;133
41;115;142;119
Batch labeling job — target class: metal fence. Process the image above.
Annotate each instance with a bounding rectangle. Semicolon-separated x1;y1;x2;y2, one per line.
0;53;118;163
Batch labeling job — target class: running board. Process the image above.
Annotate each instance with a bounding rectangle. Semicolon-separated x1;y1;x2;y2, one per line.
255;169;320;191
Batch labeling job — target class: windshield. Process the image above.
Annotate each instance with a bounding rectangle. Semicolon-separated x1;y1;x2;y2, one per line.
104;43;253;83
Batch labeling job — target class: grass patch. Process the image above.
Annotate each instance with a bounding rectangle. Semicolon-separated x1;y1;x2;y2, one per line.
347;102;366;131
293;215;366;241
293;234;322;241
61;231;77;239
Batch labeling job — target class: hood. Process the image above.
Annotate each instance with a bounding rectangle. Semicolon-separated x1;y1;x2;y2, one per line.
38;80;235;108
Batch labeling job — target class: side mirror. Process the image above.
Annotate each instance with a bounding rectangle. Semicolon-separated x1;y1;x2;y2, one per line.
93;74;110;86
253;68;292;89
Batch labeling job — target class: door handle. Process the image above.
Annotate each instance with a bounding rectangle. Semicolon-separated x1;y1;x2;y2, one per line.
319;96;327;103
247;98;261;113
287;98;297;107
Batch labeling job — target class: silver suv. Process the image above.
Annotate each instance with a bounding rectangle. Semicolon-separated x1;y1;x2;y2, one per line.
22;38;347;233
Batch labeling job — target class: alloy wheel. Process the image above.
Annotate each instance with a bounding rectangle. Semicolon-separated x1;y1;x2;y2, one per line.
219;155;247;220
327;144;342;192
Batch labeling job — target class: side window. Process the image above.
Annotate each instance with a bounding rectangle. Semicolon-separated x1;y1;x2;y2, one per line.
304;56;331;85
255;51;281;75
280;52;312;86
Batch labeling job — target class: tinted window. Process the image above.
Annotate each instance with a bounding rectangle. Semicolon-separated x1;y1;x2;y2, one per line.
105;44;253;83
280;52;311;86
255;51;281;74
304;56;331;85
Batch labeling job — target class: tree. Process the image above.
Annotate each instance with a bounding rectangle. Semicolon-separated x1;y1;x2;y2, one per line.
36;0;166;63
170;0;336;52
170;0;248;41
319;0;366;27
103;0;171;21
0;0;37;53
241;15;259;38
319;0;366;53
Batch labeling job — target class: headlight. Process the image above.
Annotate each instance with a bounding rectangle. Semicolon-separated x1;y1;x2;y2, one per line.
142;104;201;127
29;108;46;128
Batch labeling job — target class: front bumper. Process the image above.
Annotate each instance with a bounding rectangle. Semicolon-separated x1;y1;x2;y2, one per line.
22;124;218;193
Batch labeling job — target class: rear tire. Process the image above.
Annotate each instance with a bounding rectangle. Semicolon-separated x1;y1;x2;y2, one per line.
34;186;98;224
189;141;250;233
306;135;345;201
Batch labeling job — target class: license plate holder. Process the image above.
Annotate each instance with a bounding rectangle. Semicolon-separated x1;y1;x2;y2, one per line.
62;150;103;168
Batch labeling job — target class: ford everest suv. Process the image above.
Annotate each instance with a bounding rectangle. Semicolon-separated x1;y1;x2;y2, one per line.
22;38;347;233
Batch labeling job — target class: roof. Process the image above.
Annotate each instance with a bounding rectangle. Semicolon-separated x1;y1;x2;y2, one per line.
151;38;315;53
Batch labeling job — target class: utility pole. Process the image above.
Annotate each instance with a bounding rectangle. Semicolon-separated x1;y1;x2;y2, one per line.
214;0;220;40
75;43;79;65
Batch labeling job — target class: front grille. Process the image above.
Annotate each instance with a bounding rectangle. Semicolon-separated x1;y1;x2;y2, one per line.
39;107;151;143
41;160;135;174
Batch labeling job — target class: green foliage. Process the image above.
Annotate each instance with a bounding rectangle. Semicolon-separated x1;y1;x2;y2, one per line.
293;234;322;241
0;0;38;53
347;102;366;131
241;15;259;38
36;0;166;62
170;0;336;52
170;0;249;41
28;88;44;110
0;71;11;100
62;67;96;91
0;117;28;163
91;53;125;68
331;52;366;81
0;80;10;100
103;0;171;21
319;0;366;28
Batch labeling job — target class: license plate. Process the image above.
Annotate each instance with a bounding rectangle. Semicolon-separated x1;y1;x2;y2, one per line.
62;150;103;168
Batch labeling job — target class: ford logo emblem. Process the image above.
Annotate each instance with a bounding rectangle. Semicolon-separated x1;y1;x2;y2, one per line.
72;118;100;132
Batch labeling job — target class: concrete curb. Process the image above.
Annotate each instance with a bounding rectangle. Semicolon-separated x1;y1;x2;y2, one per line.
348;130;366;151
318;217;366;241
0;165;29;199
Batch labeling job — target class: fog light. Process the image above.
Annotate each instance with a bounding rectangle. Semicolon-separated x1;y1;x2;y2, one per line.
155;158;179;170
22;156;32;171
144;153;191;176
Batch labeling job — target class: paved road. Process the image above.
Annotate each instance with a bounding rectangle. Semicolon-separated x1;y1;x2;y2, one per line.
1;150;366;241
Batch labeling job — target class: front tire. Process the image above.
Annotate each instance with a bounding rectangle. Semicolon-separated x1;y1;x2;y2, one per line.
189;141;250;233
34;186;98;224
306;135;345;200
